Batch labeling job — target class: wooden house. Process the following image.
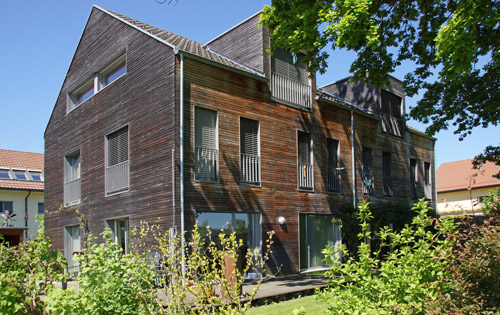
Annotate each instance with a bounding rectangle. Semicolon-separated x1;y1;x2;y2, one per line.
44;6;436;273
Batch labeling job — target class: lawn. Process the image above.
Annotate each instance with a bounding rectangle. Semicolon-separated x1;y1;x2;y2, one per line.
247;295;328;315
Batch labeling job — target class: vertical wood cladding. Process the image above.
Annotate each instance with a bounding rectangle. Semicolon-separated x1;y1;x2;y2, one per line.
205;14;265;73
45;8;177;251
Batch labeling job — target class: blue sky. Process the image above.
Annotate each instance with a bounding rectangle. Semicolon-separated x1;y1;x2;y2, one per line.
1;0;498;169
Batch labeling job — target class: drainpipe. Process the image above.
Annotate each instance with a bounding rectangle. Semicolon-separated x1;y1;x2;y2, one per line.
24;190;32;240
351;111;356;208
179;52;185;274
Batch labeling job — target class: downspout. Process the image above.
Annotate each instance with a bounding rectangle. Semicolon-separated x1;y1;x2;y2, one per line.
25;190;32;240
179;52;185;273
351;111;356;208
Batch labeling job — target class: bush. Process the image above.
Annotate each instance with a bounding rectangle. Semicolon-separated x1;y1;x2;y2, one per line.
428;218;500;314
481;188;500;215
319;199;456;314
0;225;67;314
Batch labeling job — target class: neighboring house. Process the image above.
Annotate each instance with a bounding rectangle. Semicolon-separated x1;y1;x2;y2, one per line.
0;149;44;245
437;159;500;216
44;6;436;273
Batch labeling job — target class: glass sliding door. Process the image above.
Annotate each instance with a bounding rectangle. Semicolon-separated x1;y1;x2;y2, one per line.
300;214;341;270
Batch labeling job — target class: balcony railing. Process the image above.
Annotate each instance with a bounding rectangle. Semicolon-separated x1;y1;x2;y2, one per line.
383;175;393;196
271;72;312;110
241;153;260;184
381;113;404;137
64;178;81;205
298;163;313;190
327;166;341;192
106;160;129;194
195;146;218;181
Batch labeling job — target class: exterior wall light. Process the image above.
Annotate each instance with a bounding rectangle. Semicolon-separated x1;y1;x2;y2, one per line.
277;216;286;225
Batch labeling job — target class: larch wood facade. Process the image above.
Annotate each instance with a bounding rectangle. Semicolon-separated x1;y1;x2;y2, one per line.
45;6;436;274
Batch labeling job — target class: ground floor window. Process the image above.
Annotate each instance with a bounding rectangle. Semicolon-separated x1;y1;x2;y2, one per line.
300;214;341;270
196;212;261;274
64;225;81;274
106;218;129;254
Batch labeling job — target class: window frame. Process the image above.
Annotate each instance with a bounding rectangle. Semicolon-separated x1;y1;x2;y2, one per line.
297;130;314;191
410;158;418;199
0;168;12;180
64;149;81;206
105;218;130;255
362;147;374;196
38;202;45;215
383;151;393;197
327;138;341;193
105;125;130;196
239;117;261;186
12;169;28;181
194;106;219;182
424;162;432;200
0;201;14;213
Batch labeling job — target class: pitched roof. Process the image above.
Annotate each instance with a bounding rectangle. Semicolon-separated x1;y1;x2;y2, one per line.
97;6;264;78
437;158;500;193
0;149;44;191
316;89;378;119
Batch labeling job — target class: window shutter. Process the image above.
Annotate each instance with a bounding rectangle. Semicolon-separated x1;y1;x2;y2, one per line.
195;107;217;149
107;127;129;167
240;118;259;156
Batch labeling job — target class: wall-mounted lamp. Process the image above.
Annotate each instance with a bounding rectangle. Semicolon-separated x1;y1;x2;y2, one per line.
277;216;286;225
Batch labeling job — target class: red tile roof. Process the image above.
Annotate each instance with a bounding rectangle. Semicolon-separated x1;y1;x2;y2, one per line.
437;158;500;193
0;149;44;191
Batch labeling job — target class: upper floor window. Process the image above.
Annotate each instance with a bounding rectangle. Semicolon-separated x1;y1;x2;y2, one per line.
28;171;43;181
424;162;432;200
240;117;260;185
0;201;13;213
13;170;27;180
64;150;81;205
383;152;393;197
297;131;313;191
194;107;218;182
410;158;418;199
106;126;129;195
327;138;340;192
362;147;374;195
380;90;404;137
271;48;311;110
68;52;126;113
0;169;12;179
38;203;45;215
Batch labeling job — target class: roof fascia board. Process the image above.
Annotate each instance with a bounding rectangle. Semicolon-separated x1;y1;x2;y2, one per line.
0;187;44;193
438;183;500;194
406;126;436;140
181;51;267;82
316;94;379;120
205;11;262;46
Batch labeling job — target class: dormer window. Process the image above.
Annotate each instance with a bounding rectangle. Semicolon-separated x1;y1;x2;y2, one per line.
68;52;126;113
13;170;27;180
271;48;311;110
0;168;11;179
28;171;43;181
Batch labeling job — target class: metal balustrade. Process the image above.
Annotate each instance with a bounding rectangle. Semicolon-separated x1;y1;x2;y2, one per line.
327;166;341;192
298;163;313;190
241;153;260;184
271;72;312;110
194;146;218;181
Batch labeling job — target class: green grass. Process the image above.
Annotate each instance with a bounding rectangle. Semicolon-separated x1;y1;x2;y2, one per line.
246;295;328;315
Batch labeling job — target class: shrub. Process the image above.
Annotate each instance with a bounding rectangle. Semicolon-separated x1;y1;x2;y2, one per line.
428;218;500;314
481;188;500;215
0;224;67;315
319;199;456;314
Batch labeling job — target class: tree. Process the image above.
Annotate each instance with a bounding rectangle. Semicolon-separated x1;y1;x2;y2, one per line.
260;0;500;176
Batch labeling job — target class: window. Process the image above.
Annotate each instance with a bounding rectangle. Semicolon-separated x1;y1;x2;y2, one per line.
0;201;13;213
297;131;313;191
362;148;374;195
380;90;404;137
0;169;11;179
327;139;340;192
68;53;126;113
240;117;260;185
383;152;393;196
64;151;81;205
270;48;312;109
28;171;43;181
300;214;341;270
410;158;418;199
106;218;129;254
106;126;129;194
99;55;126;88
13;170;27;180
38;203;45;215
64;225;81;274
194;107;218;182
424;162;432;200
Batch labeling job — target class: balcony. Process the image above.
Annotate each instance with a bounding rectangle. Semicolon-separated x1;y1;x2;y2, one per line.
327;166;341;192
194;146;218;182
271;72;312;110
298;163;313;190
106;160;129;194
241;153;260;184
64;178;81;205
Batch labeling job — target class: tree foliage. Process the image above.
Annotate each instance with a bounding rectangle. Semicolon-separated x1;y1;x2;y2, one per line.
260;0;500;169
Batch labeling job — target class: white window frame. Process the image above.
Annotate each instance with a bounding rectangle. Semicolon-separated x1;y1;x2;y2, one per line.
194;107;219;182
0;168;13;180
239;117;261;185
12;169;28;181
